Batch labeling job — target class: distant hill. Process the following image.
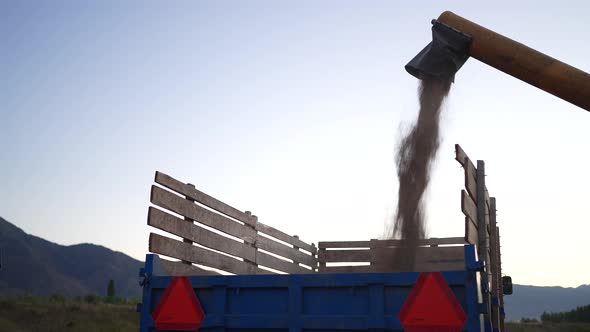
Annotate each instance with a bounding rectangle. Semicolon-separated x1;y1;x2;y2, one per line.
0;216;142;297
504;284;590;321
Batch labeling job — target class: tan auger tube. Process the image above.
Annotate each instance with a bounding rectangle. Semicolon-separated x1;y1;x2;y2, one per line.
438;11;590;112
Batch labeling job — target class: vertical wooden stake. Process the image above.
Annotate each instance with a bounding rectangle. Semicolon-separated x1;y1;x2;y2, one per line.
182;183;196;265
292;235;301;271
311;243;317;272
369;239;378;272
244;211;258;274
476;161;491;324
497;226;505;332
318;247;326;272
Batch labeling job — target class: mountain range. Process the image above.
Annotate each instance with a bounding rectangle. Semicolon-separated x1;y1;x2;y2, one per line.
0;216;588;320
0;216;142;298
505;283;590;321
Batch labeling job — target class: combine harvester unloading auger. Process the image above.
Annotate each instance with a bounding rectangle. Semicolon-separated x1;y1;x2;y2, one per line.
406;11;590;112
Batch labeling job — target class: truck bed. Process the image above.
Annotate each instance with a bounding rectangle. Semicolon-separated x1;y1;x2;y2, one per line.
138;244;482;331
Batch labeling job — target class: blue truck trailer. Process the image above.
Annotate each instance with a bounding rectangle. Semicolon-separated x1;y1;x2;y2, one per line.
138;144;510;331
139;246;483;331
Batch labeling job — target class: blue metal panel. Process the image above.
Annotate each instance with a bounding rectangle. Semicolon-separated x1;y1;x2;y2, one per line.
139;245;485;332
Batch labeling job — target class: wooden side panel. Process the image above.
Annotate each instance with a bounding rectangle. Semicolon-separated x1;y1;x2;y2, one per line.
372;246;465;265
255;222;316;254
155;171;256;226
317;245;465;273
148;207;256;262
158;259;220;276
456;145;493;244
256;235;316;267
151;185;255;241
149;171;320;274
456;144;477;199
372;246;465;272
149;233;255;275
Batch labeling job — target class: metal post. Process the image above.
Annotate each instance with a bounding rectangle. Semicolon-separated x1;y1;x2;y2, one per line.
490;197;500;331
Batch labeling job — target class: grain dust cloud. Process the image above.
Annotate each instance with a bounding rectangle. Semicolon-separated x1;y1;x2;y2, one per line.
388;77;451;270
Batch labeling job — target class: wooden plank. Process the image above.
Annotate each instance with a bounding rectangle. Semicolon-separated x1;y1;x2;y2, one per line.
255;235;316;267
151;185;256;242
155;171;256;226
465;166;491;212
454;144;470;168
318;249;326;270
455;145;492;210
318;265;373;273
149;233;255;275
372;261;465;272
256;251;310;274
476;162;492;321
318;237;464;250
255;221;316;254
371;237;466;247
372;246;465;268
158;259;220;276
464;158;478;202
461;190;478;224
476;160;488;264
455;144;477;199
148;207;256;262
318;241;371;249
324;261;464;274
465;217;479;245
413;261;465;272
318;249;371;263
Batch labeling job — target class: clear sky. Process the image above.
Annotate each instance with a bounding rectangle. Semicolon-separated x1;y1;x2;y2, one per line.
1;1;589;287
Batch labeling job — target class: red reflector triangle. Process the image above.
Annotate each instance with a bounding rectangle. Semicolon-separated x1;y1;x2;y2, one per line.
151;276;205;331
398;272;467;332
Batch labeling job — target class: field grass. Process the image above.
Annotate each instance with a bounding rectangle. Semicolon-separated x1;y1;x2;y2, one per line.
0;296;139;332
505;322;590;332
